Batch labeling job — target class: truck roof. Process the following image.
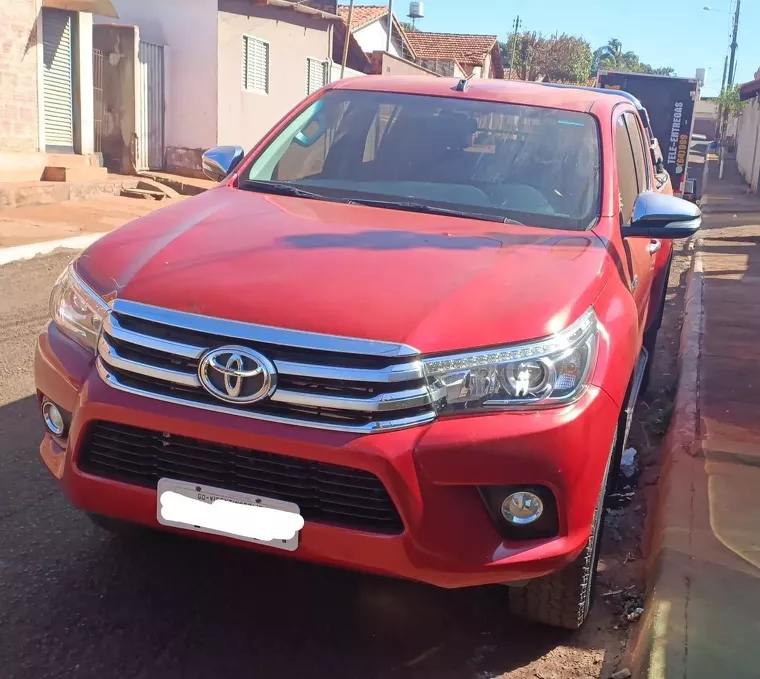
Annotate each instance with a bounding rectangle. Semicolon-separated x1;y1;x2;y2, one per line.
597;70;700;85
329;76;633;116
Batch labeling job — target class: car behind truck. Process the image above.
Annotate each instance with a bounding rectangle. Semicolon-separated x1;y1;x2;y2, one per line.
35;77;701;631
596;70;701;202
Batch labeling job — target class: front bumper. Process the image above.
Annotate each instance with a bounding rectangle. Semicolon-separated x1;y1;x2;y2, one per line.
35;323;620;588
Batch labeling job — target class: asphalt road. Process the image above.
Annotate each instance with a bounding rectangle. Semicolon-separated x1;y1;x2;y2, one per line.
0;252;638;679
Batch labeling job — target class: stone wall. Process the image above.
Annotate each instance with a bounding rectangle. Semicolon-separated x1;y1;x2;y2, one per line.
0;0;40;152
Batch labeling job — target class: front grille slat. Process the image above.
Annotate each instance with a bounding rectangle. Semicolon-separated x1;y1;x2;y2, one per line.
79;422;404;534
96;299;437;434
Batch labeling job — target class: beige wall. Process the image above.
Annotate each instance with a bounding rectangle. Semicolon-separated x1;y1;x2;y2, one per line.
370;51;440;77
217;0;333;153
0;0;40;153
737;98;760;192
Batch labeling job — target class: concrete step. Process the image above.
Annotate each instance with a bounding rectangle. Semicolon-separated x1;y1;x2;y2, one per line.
0;151;103;183
139;171;216;196
42;166;109;183
46;153;102;168
0;176;140;210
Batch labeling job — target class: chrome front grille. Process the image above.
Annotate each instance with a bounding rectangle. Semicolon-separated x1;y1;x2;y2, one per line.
97;299;440;432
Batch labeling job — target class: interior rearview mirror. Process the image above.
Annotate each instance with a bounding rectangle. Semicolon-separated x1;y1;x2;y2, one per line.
625;192;701;239
202;146;245;182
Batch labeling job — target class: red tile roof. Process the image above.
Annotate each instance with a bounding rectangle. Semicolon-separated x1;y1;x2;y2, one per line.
337;4;388;31
740;78;760;101
404;32;498;66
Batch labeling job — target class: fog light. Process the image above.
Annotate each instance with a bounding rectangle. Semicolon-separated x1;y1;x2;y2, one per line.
501;491;544;525
42;400;65;437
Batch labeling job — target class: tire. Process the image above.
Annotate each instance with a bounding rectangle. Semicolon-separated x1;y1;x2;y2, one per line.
508;433;616;630
639;324;658;396
640;255;672;395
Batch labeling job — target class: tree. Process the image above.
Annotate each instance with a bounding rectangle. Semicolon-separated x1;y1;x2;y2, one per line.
501;32;592;84
718;84;744;120
399;21;418;33
593;38;674;76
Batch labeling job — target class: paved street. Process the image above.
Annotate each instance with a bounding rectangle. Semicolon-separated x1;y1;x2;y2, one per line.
0;249;685;679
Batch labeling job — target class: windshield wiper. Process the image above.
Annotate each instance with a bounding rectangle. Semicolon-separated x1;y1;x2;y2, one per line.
240;180;334;201
347;198;524;225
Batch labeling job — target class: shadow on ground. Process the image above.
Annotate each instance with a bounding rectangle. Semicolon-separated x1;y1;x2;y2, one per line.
0;393;606;679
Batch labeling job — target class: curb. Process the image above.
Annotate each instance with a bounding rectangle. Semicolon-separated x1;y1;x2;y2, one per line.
0;177;140;211
138;172;211;196
0;233;107;267
627;239;703;679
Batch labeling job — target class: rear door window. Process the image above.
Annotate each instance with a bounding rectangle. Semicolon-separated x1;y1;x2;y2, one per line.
614;116;639;224
624;112;650;193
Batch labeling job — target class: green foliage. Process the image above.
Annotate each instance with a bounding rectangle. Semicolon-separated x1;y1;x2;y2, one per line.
501;32;592;84
593;39;674;76
718;84;745;119
399;21;418;33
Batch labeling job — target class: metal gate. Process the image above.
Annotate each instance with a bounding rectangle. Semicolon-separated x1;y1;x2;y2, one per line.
93;48;104;154
42;8;75;152
136;41;165;171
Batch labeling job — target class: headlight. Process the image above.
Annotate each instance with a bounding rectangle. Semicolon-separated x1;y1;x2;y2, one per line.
424;308;597;413
49;263;109;353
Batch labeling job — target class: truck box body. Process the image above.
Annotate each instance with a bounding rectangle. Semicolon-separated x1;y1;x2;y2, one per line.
596;71;700;198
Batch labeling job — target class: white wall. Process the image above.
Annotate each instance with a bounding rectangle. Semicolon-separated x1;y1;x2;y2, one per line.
75;12;94;154
330;63;365;81
736;98;760;191
354;19;398;57
100;0;218;150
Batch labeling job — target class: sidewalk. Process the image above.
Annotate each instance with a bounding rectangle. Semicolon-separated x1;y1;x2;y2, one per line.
0;193;191;266
633;160;760;678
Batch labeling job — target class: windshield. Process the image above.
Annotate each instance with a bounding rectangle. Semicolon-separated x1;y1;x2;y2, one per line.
244;90;601;230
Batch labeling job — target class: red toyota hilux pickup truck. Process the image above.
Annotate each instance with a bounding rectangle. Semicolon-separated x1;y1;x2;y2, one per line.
35;77;700;630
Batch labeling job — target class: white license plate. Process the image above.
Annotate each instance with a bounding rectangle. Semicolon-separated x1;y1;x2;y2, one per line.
156;478;303;552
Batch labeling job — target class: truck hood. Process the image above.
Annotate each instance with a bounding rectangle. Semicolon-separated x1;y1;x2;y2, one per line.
77;187;610;354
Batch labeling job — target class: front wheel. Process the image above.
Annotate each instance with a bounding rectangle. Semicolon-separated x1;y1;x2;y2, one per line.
507;434;615;630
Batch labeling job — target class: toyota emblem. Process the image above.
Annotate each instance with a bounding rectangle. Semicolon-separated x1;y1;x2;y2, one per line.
198;346;277;404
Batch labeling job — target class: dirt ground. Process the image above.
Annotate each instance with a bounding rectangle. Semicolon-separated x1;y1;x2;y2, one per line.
0;194;186;248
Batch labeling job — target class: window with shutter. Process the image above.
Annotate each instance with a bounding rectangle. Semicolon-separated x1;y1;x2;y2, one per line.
242;36;269;94
42;8;75;151
306;58;328;96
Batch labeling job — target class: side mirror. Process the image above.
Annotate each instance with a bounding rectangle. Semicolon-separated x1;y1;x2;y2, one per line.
202;146;245;182
625;192;701;239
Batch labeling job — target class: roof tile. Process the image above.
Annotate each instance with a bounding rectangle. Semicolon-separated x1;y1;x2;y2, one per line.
404;31;498;66
337;4;388;31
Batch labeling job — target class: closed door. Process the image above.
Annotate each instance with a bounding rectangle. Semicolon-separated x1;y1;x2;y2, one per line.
137;41;165;171
614;113;655;330
42;8;75;152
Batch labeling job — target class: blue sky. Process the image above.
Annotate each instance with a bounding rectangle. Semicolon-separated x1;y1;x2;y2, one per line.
381;0;758;96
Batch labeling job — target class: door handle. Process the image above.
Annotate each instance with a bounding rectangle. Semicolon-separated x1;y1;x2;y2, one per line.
647;239;661;255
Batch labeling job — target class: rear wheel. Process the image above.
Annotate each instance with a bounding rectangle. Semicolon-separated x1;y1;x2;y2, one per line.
508;433;616;630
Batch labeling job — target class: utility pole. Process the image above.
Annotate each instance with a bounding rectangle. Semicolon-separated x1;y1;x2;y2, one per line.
508;15;522;80
341;0;355;78
386;0;394;53
716;53;728;141
719;0;741;178
727;0;741;88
